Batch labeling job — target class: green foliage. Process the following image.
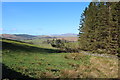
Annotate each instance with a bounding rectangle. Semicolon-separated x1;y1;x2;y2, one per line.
50;39;65;49
78;2;120;55
63;42;79;52
50;39;80;53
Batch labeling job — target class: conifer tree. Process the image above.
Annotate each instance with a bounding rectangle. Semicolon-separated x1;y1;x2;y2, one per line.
78;1;120;55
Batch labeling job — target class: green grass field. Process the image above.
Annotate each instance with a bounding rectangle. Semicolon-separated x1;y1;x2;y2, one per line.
22;38;54;49
1;38;118;79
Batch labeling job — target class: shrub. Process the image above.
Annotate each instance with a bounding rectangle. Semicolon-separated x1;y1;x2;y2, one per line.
50;39;80;53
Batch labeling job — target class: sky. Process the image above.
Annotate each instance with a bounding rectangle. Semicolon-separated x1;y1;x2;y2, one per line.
2;2;90;35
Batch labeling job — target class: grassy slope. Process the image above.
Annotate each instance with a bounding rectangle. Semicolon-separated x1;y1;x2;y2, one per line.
22;38;53;49
1;38;118;79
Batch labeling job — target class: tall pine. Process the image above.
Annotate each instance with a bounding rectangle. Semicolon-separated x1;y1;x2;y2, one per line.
78;1;120;55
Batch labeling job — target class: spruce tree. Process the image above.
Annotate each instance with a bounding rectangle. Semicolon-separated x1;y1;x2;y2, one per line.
78;1;120;55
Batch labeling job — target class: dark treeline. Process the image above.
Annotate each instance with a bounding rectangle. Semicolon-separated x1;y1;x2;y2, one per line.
78;2;120;55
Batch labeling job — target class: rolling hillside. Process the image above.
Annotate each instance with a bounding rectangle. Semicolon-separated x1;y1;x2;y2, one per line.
1;38;118;79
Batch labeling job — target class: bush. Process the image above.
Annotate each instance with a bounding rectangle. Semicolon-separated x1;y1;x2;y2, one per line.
64;42;79;52
50;39;80;53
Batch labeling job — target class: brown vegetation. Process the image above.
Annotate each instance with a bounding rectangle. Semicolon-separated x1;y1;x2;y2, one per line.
56;37;78;42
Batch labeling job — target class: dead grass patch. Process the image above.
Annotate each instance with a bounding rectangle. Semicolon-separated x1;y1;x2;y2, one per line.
90;56;118;78
76;56;118;78
60;69;78;78
40;72;55;78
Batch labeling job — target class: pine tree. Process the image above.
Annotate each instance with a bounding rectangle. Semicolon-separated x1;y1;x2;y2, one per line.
78;1;120;55
106;2;120;55
79;2;100;51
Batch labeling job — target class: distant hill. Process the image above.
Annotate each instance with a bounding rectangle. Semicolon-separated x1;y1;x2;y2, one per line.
36;35;56;39
14;34;36;39
51;33;78;37
0;34;21;40
0;33;78;41
0;34;36;40
50;33;78;41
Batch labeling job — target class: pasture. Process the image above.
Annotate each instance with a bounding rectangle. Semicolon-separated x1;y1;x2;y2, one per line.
1;38;118;79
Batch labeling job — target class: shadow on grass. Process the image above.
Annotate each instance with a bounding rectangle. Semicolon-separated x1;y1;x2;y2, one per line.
2;41;65;54
2;63;37;80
